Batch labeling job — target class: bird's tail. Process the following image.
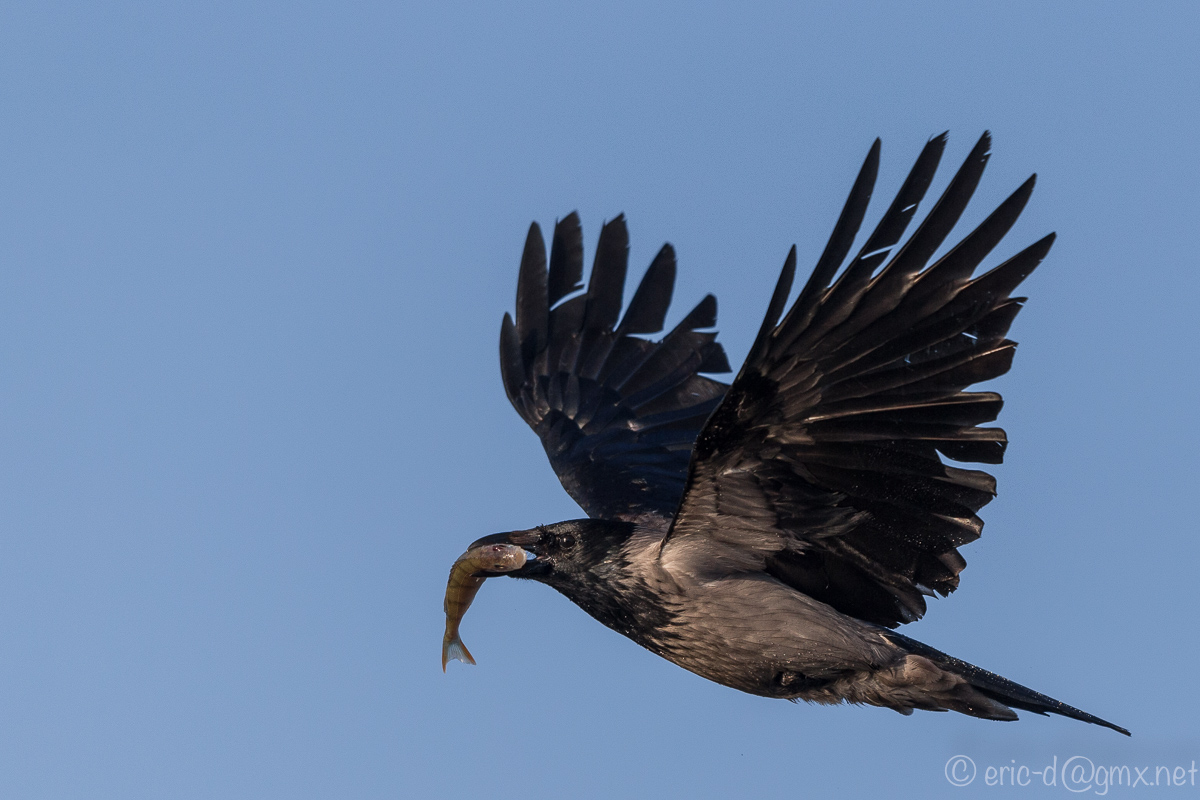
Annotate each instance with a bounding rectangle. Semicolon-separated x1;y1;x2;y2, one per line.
882;631;1130;736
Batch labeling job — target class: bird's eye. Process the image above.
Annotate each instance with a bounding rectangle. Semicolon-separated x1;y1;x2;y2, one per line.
559;534;576;549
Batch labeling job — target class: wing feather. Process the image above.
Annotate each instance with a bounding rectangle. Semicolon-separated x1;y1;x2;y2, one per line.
664;134;1051;627
502;215;731;520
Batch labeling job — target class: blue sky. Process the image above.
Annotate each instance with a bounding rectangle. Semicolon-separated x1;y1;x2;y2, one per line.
1;2;1196;797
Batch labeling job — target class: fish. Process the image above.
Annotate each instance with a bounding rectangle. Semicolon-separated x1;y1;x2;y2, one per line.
441;542;528;671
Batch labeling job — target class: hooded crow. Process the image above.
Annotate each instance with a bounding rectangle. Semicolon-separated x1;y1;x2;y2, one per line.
457;132;1128;735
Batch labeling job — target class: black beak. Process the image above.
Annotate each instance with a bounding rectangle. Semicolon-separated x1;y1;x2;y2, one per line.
467;530;541;550
466;529;548;577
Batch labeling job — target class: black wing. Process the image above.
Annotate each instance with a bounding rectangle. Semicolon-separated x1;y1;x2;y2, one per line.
500;212;732;521
662;133;1052;628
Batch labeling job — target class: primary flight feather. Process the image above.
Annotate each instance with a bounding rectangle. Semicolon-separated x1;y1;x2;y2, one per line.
445;132;1127;735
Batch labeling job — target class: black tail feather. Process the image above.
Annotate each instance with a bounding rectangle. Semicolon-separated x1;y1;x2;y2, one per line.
885;631;1130;736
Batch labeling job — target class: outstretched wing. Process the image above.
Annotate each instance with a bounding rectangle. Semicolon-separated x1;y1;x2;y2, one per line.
500;212;732;521
662;133;1052;628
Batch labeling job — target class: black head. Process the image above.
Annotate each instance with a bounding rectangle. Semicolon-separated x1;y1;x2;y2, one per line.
469;517;679;647
468;519;635;584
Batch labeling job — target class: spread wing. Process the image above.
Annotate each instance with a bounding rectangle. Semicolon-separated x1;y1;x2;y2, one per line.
662;133;1053;628
500;212;731;521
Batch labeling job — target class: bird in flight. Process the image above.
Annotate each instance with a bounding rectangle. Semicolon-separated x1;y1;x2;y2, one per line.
446;132;1128;735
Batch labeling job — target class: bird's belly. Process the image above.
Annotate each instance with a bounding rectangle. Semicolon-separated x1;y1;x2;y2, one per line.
638;575;897;699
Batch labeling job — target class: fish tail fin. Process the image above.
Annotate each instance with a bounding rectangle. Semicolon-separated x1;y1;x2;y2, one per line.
441;635;476;672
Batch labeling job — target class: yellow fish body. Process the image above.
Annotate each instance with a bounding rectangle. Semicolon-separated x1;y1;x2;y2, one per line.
441;543;527;671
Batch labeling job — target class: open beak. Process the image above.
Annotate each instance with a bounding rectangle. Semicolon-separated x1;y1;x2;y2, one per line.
467;529;546;576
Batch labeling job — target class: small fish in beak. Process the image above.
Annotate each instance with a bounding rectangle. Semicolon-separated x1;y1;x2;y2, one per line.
441;542;528;671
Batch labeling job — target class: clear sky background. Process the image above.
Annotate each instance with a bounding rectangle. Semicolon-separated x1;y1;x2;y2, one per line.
1;2;1196;797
